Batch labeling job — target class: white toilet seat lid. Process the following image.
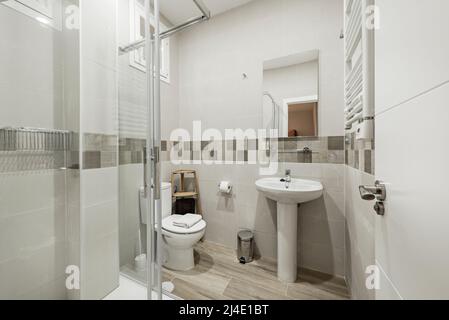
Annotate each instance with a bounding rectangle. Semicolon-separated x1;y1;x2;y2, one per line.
162;215;206;234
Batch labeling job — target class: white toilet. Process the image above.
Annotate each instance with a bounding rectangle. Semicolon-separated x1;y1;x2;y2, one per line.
161;183;206;271
141;182;206;271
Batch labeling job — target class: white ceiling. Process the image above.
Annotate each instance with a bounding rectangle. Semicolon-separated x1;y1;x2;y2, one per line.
160;0;254;25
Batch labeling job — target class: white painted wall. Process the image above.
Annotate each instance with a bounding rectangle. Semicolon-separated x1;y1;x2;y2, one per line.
374;0;449;299
177;0;344;136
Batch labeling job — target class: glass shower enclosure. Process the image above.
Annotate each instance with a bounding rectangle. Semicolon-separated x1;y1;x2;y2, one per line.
0;0;209;300
117;0;210;300
0;0;163;300
116;0;165;300
0;0;82;300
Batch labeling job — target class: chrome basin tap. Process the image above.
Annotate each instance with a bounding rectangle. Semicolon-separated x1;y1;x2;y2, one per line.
285;169;291;188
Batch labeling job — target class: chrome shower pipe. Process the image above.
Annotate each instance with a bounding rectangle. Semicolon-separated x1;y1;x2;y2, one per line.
263;91;280;131
192;0;211;19
119;0;210;55
159;15;208;39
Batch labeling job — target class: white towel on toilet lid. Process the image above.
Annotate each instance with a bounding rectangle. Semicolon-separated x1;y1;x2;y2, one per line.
172;214;202;229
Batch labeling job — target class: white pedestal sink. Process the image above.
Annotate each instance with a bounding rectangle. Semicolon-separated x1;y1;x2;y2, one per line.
255;177;323;282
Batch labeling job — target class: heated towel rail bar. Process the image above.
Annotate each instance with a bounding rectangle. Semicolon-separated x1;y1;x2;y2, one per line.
344;0;375;140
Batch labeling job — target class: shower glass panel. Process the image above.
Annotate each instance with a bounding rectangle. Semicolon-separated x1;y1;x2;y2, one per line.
1;0;204;300
117;0;163;300
0;0;81;300
117;0;210;301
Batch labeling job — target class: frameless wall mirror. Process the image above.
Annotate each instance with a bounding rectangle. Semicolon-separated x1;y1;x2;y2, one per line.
262;50;319;138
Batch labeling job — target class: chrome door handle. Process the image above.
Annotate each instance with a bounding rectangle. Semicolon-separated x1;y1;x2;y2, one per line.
359;180;386;201
359;181;387;216
373;201;385;216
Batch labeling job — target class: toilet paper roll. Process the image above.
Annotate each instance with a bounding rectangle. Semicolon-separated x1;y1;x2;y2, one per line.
219;181;232;194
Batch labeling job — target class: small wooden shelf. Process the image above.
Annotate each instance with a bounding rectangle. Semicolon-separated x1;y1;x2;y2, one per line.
173;191;198;198
171;169;202;215
173;169;196;174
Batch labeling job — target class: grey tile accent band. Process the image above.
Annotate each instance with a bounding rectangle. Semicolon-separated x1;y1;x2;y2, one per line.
0;130;80;173
1;131;348;171
159;136;345;165
117;136;345;166
83;151;101;170
345;133;375;175
82;133;118;170
0;128;73;152
119;137;145;165
328;136;345;150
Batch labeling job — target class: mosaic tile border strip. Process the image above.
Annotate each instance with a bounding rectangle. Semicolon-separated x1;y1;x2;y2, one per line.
0;127;72;152
345;132;375;175
119;136;345;165
1;133;346;172
82;133;118;170
0;131;80;173
119;137;145;165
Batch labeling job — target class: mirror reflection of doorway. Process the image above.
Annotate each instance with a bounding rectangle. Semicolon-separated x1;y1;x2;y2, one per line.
262;50;319;138
288;101;318;137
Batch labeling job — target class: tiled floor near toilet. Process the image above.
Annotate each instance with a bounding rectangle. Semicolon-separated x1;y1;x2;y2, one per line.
122;241;349;300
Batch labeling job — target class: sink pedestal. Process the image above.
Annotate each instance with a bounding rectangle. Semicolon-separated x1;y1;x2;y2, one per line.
277;203;298;283
255;177;323;283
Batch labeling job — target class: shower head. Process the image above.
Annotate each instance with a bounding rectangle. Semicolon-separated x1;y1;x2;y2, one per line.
263;91;275;101
263;92;279;108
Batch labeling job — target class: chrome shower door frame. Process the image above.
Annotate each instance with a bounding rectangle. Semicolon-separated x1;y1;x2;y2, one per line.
144;0;162;301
